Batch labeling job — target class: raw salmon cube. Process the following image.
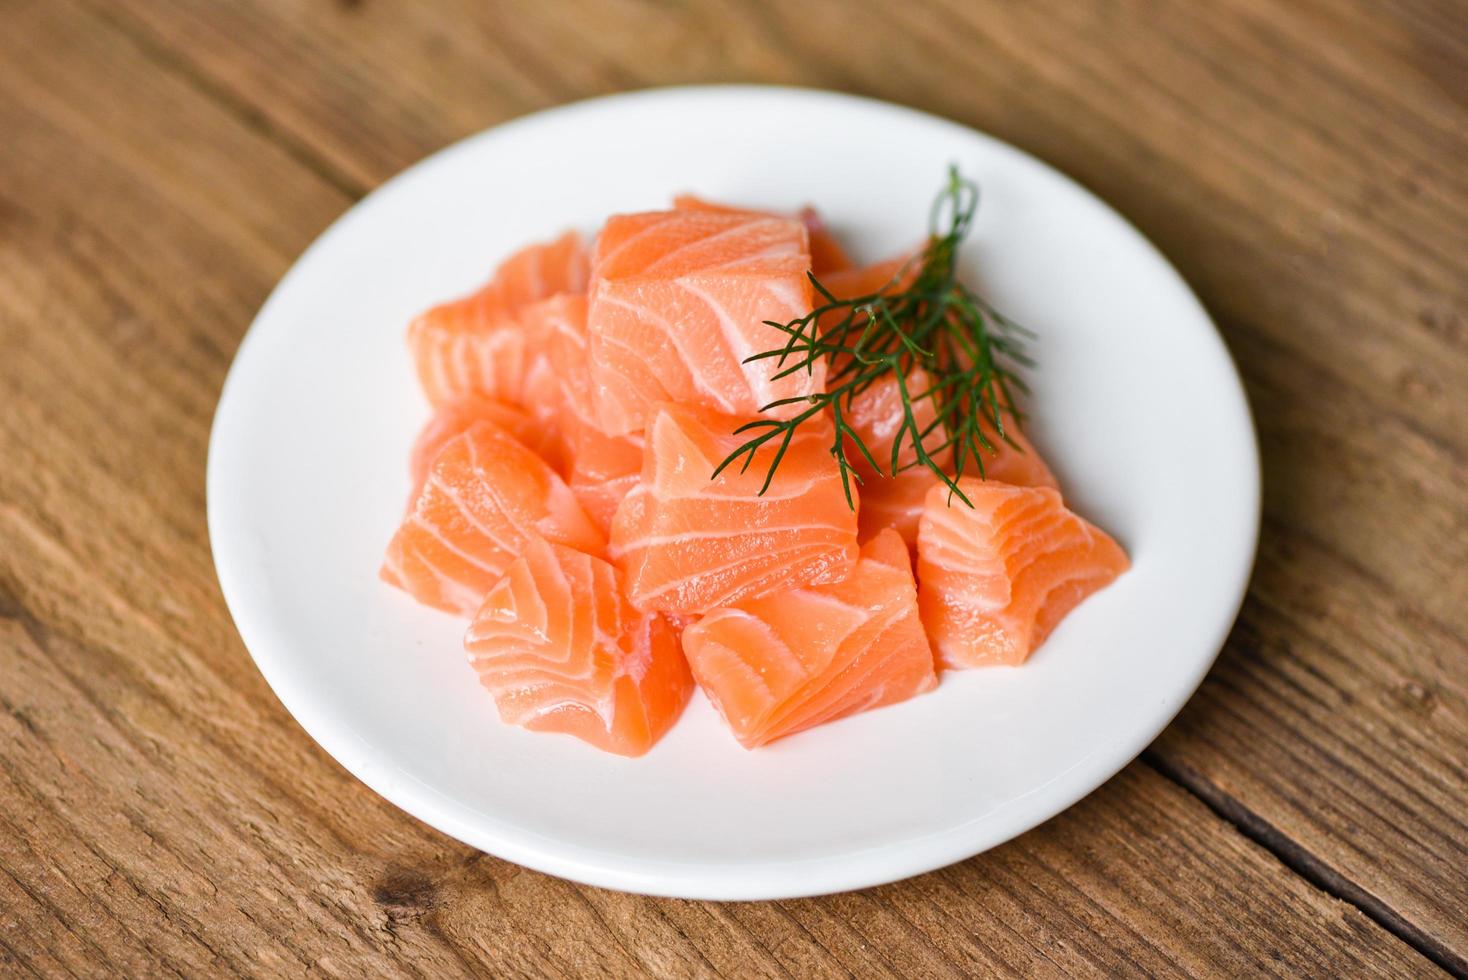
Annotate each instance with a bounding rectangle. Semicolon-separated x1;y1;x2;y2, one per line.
406;396;562;508
841;366;948;480
568;424;645;538
682;529;937;748
857;466;943;553
855;401;1058;549
816;251;916;303
381;421;603;616
518;292;594;473
832;353;1057;550
587;210;819;434
515;292;647;536
916;480;1127;668
672;194;852;275
609;402;859;615
464;536;694;757
521;292;595;429
409;231;588;406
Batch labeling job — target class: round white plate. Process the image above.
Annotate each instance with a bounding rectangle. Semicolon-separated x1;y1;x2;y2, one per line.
208;86;1259;900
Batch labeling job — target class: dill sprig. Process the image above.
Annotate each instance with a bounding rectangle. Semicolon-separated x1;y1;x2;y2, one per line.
712;167;1034;508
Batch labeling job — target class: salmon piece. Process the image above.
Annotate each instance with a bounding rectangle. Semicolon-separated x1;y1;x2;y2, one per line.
381;421;604;616
681;529;936;748
518;293;595;473
515;292;645;533
673;194;851;274
609;402;859;615
522;293;595;427
860;519;918;570
858;466;944;552
568;424;645;537
842;366;948;479
843;367;1053;488
819;252;925;475
519;346;561;438
587;210;819;435
803;252;920;362
797;206;851;277
970;418;1057;489
916;479;1128;668
837;355;1056;548
857;411;1058;548
464;536;693;756
845;366;945;551
861;454;1054;552
409;231;589;406
820;251;934;501
817;251;917;303
407;397;562;507
840;366;947;550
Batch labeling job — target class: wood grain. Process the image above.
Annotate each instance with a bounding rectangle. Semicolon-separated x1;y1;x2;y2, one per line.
1;0;1464;974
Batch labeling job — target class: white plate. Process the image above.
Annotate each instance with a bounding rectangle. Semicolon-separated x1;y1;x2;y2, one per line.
208;86;1259;900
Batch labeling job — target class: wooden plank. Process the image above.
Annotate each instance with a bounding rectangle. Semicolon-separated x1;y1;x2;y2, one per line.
0;0;1456;973
0;600;1435;977
79;0;1468;965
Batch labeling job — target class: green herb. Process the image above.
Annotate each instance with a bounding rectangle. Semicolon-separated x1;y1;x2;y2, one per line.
712;167;1034;508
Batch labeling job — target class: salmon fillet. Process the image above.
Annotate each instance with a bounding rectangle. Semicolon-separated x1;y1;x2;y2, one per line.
841;366;948;478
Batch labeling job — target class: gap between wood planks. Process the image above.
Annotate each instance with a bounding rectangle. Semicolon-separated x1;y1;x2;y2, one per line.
83;4;1466;976
1144;750;1467;978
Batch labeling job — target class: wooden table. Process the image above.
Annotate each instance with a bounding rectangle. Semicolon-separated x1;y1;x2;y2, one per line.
2;1;1465;975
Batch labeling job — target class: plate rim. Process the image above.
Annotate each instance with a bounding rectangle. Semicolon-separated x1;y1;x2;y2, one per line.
207;83;1261;900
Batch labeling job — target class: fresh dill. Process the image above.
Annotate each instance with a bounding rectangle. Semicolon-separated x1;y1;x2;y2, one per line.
712;167;1034;508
